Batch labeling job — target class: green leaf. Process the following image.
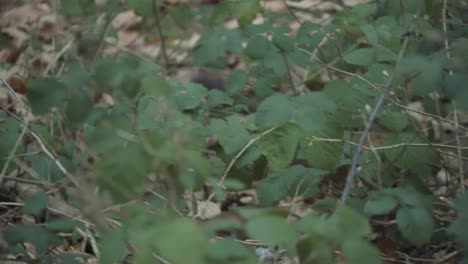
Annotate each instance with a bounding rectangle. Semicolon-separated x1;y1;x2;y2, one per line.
47;218;84;232
397;56;442;95
4;224;51;254
169;4;192;29
246;215;298;252
364;192;398;215
155;219;207;264
92;58;123;89
172;82;207;110
300;121;344;170
382;132;439;169
296;21;321;46
449;192;468;261
99;229;127;264
60;0;83;16
375;45;397;62
272;32;295;52
244;35;272;60
444;73;468;111
210;118;252;155
207;239;256;262
233;0;260;27
210;2;233;25
333;206;371;239
259;124;299;171
22;191;48;215
344;48;375;66
65;91;93;124
27;78;68;115
208;89;234;107
256;94;294;128
360;24;378;44
141;74;171;97
127;0;153;17
95;143;150;202
342;239;381;264
61;60;90;89
379;111;408;132
396;207;434;246
257;166;322;206
294;92;336;131
225;69;248;95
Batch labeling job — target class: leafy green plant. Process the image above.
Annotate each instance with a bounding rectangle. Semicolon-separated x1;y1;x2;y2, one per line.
1;0;467;263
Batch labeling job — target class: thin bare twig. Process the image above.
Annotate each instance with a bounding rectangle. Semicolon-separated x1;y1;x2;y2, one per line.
452;102;465;192
340;10;421;204
152;0;169;71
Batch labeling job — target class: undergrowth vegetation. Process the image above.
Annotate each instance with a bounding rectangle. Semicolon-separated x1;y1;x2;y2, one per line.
0;0;467;263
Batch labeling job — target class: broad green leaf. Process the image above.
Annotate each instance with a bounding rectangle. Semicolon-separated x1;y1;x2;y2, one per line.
397;56;442;95
333;206;371;239
263;52;288;76
344;48;375;66
4;224;52;254
449;192;468;261
383;132;439;169
379;111;408;132
272;33;295;52
296;21;321;46
294;92;336;131
155;219;207;264
92;58;123;89
210;118;252;155
375;45;397;62
364;193;398;215
65;91;93;124
169;4;192;29
22;191;48;215
127;0;153;17
47;218;84;232
99;229;127;264
95;143;150;202
360;24;378;44
352;2;377;17
178;150;210;189
172;82;207;110
225;69;248;95
246;215;298;252
296;235;334;264
141;74;171;97
27;78;68;115
259;124;299;171
206;239;256;263
61;60;89;89
192;30;226;66
244;35;272;60
396;207;434;246
300;121;344;170
342;239;381;264
60;0;83;16
233;0;260;27
257;165;319;206
256;94;294;128
444;73;468;111
210;2;233;25
208;89;234;107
